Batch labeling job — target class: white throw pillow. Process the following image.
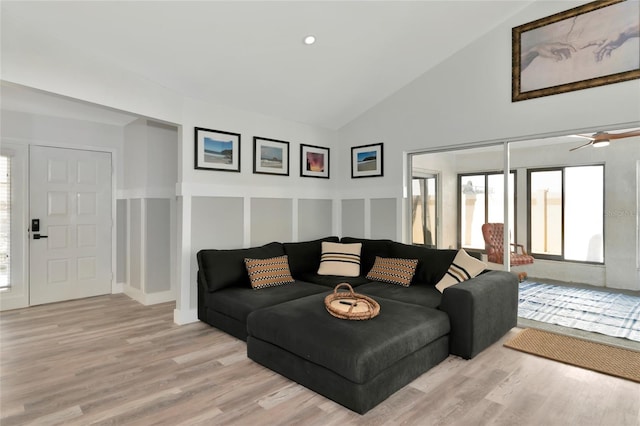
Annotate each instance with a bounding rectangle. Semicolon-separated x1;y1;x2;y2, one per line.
435;249;486;292
317;242;362;277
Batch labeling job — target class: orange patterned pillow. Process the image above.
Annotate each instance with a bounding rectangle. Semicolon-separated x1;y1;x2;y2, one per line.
244;255;295;290
366;256;419;287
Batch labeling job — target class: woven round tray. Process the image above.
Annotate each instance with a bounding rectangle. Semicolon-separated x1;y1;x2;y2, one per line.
324;283;380;320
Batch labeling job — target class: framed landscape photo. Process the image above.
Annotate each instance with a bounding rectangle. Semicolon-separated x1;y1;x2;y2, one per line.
300;144;329;179
512;0;640;102
194;127;241;172
253;137;289;176
351;143;383;178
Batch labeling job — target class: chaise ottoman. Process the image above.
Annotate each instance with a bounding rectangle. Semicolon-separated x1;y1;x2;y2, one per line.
246;292;450;414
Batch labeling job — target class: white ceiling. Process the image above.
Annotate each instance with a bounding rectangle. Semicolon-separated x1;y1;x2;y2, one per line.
1;0;533;130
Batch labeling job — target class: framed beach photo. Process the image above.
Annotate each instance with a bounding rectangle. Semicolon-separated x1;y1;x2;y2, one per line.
351;143;383;178
194;127;241;172
512;0;640;101
300;144;329;179
253;137;289;176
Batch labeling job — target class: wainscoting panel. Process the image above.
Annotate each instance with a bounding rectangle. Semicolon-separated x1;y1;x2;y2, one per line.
371;198;397;240
145;198;171;293
250;198;293;246
191;196;244;250
342;199;365;238
116;199;127;284
298;199;332;240
129;199;142;290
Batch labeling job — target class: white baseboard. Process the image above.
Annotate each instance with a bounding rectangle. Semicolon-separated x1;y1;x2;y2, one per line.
112;282;124;294
174;308;198;325
124;285;175;306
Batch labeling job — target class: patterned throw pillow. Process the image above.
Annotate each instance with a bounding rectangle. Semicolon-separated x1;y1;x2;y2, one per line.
244;255;295;290
317;242;362;277
435;249;486;293
366;256;419;287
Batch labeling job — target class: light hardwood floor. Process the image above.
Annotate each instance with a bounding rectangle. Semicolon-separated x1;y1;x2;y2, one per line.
1;294;638;426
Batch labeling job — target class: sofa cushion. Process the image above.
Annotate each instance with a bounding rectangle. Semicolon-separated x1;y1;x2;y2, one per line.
317;242;362;277
197;242;285;292
245;255;295;289
389;242;458;286
247;293;450;384
296;273;371;288
435;249;487;292
366;256;419;287
205;281;328;323
283;236;339;278
340;237;393;276
356;281;442;308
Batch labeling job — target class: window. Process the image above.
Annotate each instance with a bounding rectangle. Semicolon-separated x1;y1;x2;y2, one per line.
0;155;10;290
528;165;604;263
458;172;515;250
411;175;437;248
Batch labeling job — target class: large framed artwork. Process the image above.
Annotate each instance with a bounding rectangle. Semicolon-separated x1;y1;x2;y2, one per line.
300;144;329;179
512;0;640;102
351;143;383;178
194;127;241;172
253;137;289;176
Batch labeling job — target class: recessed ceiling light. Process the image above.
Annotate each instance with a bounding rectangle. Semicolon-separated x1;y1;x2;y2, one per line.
303;35;316;45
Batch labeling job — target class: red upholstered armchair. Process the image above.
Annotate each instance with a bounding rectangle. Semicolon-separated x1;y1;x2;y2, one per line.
481;223;533;281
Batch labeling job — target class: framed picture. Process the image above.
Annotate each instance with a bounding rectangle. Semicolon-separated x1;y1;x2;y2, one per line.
351;143;383;178
253;137;289;176
300;144;330;179
194;127;241;172
512;0;640;102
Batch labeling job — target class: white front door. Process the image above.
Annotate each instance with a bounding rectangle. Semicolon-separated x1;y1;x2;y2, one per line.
29;146;112;305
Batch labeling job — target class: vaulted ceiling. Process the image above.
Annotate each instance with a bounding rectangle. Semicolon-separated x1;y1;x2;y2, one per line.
1;1;534;129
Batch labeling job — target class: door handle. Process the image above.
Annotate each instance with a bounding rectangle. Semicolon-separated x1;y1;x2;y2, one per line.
33;234;48;240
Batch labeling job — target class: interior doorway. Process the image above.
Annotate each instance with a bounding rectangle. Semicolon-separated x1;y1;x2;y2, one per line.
0;144;113;309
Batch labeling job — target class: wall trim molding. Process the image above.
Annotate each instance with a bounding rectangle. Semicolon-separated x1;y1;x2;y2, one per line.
117;187;175;199
174;307;198;325
123;285;175;306
178;182;336;199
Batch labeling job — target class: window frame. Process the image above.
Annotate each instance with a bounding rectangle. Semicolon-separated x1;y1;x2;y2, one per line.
457;170;517;251
526;164;605;264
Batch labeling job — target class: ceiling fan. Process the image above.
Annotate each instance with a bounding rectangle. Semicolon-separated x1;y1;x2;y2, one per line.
570;129;640;151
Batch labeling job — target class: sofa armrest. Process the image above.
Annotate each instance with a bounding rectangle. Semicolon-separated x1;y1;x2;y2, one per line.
439;270;518;359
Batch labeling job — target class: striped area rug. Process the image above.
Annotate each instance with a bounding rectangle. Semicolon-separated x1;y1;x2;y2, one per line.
518;281;640;343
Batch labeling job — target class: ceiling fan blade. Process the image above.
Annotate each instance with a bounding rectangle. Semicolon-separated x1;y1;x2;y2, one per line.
604;129;640;140
570;140;593;151
570;134;594;140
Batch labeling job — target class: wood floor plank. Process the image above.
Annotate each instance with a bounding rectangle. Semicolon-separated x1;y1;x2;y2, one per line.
1;294;638;425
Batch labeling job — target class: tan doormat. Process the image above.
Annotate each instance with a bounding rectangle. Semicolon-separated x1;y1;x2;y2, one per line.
504;328;640;383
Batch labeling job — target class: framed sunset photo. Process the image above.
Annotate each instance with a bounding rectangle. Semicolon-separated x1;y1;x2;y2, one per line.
300;144;329;179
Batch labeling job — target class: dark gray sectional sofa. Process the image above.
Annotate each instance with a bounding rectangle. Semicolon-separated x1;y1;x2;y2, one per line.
197;236;518;413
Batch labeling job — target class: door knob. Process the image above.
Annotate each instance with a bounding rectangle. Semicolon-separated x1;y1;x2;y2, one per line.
33;234;48;240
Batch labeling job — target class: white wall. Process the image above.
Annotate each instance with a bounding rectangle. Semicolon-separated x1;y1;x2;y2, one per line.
1;110;124;181
121;119;178;305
